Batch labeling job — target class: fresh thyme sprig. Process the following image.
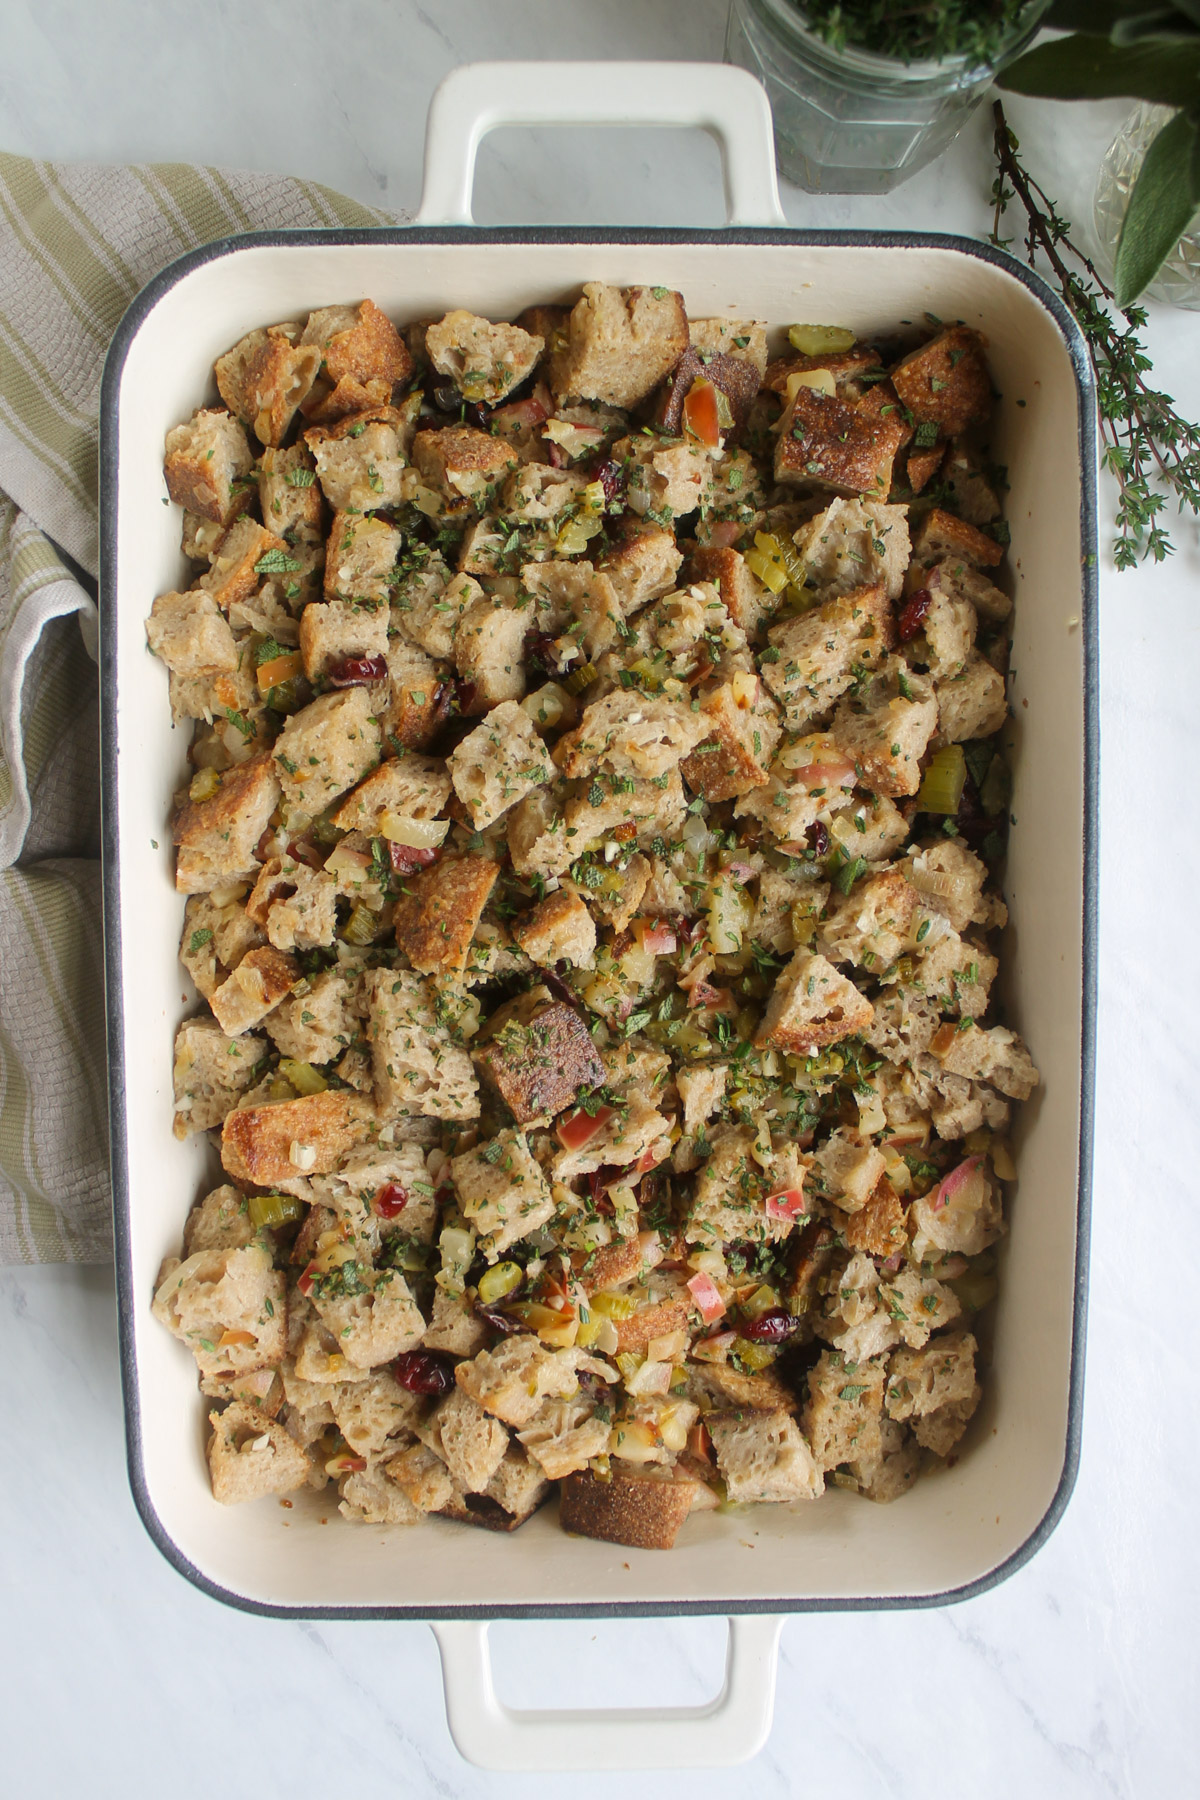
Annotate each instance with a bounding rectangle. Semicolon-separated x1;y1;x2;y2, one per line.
990;97;1200;569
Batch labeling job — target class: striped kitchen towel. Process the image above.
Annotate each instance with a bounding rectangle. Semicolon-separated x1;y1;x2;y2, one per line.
0;154;398;1262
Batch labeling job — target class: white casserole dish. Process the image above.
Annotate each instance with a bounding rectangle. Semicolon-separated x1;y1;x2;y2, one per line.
100;64;1097;1769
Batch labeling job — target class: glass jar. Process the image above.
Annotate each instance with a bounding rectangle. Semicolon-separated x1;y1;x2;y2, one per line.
1093;103;1200;312
725;0;1041;195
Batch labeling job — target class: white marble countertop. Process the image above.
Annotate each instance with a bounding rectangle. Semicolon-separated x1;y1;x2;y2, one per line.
1;2;1197;1793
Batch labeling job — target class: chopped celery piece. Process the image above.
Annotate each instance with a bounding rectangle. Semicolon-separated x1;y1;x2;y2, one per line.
342;901;379;946
744;547;789;595
591;1291;639;1320
787;324;856;355
916;744;967;815
248;1192;304;1230
476;1260;523;1305
278;1058;328;1096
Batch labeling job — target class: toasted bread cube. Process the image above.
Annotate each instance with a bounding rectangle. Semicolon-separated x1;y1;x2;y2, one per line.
903;838;990;933
215;324;322;447
919;582;976;680
549;282;688;408
912;1387;981;1457
504;460;586;523
890;326;992;436
922;556;1010;627
246;857;339;954
172;1018;266;1138
680;679;780;803
561;689;707;781
612;1296;692;1358
379;639;452;753
454;599;528;710
517;1394;611;1480
795;498;911;603
820;866;916;970
422;1287;489;1359
846;1416;921;1502
562;768;686;854
764;344;881;398
450;1128;556;1261
172;753;280;894
163;408;255;526
426;309;544;405
265;967;355;1065
480;1444;552;1520
831;658;937;796
183;1184;256;1255
876;1269;962;1350
298;597;388;682
301;299;412;387
936;651;1008;743
209;944;299;1036
912;507;1003;571
617;434;710;520
559;1467;693;1550
432;1387;510;1492
337;1454;423;1526
841;1176;907;1257
803;1350;885;1471
685;1124;807;1247
776;388;906;499
512;887;596;970
309;1266;425;1370
688;316;769;375
324;1369;424;1455
685;545;770;640
930;1020;1038;1101
750;870;827;957
166;660;261;730
198;516;289;612
392;852;500;977
179;895;266;999
447;699;553;830
324;511;402;603
756;949;874;1053
908;931;997;1020
363;967;480;1120
455;1338;603;1428
522;559;623;660
812;1127;885;1212
181;511;226;563
552;1092;673;1182
596;524;683;617
257;441;324;539
760;581;894;731
902;1150;1001;1262
207;1400;309;1504
153;1242;286;1376
886;1330;978;1421
303;373;394;427
332;752;450;834
387;1441;456;1513
272;687;381;814
220;1089;373;1187
392;564;481;660
474;989;604;1125
306;415;408;513
507;783;573;879
411;425;518;501
906;441;946;494
707;1407;824;1503
146;588;239;682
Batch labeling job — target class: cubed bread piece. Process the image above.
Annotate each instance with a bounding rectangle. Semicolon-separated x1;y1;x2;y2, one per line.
912;507;1004;571
548;282;688;409
481;1444;552;1520
847;1416;921;1502
820;866;916;970
425;309;544;404
430;1387;510;1492
680;678;780;802
841;1176;906;1258
422;1286;489;1358
677;1064;728;1137
596;524;683;616
653;345;762;438
876;1269;961;1350
320;1140;441;1246
308;1266;425;1370
617;434;710;520
330;1368;425;1454
181;511;226;563
585;851;651;934
929;1020;1038;1100
559;1467;694;1550
764;345;882;398
332;752;450;833
685;1124;808;1247
246;857;338;954
909;926;997;1019
454;599;528;709
172;752;280;894
794;498;912;603
164;658;259;728
303;374;394;428
198;516;289;611
750;869;827;957
508;783;574;880
146;588;239;680
802;1350;885;1471
337;1454;423;1526
560;689;708;780
707;1407;824;1503
306;415;408;513
781;1218;838;1337
563;769;686;856
456;1339;609;1428
512;887;596;970
324;511;402;603
775;387;906;499
518;1394;611;1480
379;641;453;752
200;1365;284;1415
732;748;830;846
411;425;518;501
812;1128;886;1213
183;1184;256;1254
922;555;1010;624
760;581;895;730
912;1389;981;1457
552;1092;673;1182
207;1400;310;1504
273;687;381;813
521;559;623;659
902;837;991;933
755;949;874;1053
172;1018;266;1137
220;1090;374;1186
153;1242;286;1376
209;945;299;1036
936;651;1008;743
447;699;553;830
474;989;604;1125
906;441;946;494
613;1296;692;1358
890;326;992;436
363;967;480;1120
830;658;938;797
684;545;770;640
266;967;356;1064
886;1330;978;1421
301;299;411;386
387;1441;456;1513
391;851;500;977
450;1128;556;1261
163;408;255;525
392;564;481;659
257;441;324;539
215;324;322;447
684;1360;796;1416
688;316;769;375
505;460;587;522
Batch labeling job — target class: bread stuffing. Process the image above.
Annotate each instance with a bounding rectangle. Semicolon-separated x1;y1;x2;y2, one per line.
148;291;1036;1546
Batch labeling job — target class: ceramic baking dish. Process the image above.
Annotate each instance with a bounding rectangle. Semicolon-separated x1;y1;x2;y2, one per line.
99;63;1097;1769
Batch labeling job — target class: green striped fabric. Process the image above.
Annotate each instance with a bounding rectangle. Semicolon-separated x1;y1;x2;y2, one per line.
0;153;398;1263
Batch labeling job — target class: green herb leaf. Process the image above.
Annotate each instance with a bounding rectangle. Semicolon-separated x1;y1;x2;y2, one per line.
255;548;303;575
1114;108;1200;306
998;35;1200;108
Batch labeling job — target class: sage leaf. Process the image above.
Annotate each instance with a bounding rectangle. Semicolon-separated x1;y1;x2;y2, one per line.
998;34;1200;105
1114;108;1200;305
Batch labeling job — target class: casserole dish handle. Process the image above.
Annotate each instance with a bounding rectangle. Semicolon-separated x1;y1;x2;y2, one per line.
414;60;787;227
433;1615;782;1770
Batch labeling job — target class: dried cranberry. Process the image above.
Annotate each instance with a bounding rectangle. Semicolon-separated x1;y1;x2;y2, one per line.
806;820;830;857
454;677;478;715
463;401;492;432
525;630;569;678
594;458;624;506
739;1308;797;1344
329;654;389;688
540;968;578;1007
393;1350;455;1395
896;588;932;643
475;1304;525;1336
388;841;439;876
374;1183;408;1219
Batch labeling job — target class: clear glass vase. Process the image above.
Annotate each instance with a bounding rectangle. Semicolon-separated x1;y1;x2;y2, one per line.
1093;103;1200;311
724;0;1042;195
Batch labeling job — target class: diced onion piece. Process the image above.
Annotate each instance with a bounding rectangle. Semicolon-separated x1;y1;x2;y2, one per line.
991;1140;1017;1181
880;1144;912;1195
411;484;443;517
785;368;836;403
324;841;371;878
610;1420;659;1463
437;1224;476;1295
288;1140;317;1172
787;323;856;355
256;651;302;694
377;811;449;849
609;1182;639;1235
687;1270;727;1325
522;681;572;733
278;1057;327;1096
730;669;759;708
646;1328;689;1362
916;744;967;815
248;1191;304;1230
764;1186;808;1222
856;1084;887;1136
707;872;755;956
625;1359;673;1397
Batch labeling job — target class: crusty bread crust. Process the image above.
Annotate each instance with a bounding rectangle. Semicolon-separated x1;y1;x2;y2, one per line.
559;1468;694;1550
221;1090;374;1186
